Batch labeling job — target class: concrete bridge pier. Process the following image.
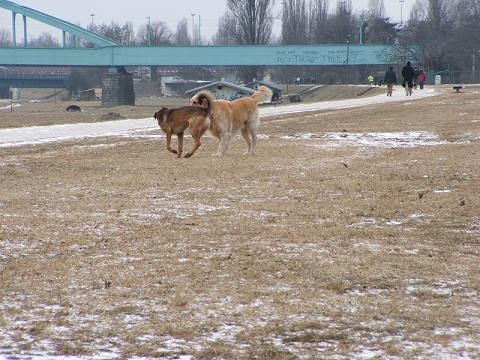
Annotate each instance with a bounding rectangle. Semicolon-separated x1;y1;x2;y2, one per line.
0;88;10;99
101;67;135;106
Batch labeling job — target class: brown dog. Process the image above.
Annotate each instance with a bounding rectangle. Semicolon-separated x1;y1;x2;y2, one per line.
153;93;213;158
190;86;273;156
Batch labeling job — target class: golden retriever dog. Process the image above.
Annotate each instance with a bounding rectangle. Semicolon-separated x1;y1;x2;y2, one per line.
190;85;272;156
153;93;213;158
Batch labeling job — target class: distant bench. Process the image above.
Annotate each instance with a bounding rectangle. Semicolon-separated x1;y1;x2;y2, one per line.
453;85;464;93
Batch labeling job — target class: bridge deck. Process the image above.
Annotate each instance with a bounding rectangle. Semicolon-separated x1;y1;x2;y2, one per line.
0;44;411;67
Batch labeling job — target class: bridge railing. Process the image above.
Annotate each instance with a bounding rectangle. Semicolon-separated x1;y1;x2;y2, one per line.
0;72;69;80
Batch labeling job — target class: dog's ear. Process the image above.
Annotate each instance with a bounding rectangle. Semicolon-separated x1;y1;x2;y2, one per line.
153;111;158;119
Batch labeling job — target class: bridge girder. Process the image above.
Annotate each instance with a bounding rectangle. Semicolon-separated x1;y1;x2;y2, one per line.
0;44;418;67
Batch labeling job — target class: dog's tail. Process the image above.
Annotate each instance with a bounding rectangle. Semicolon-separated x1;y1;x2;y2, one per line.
191;91;215;113
251;85;273;105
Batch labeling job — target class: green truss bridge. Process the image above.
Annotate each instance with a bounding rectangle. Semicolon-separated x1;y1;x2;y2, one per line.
0;0;416;67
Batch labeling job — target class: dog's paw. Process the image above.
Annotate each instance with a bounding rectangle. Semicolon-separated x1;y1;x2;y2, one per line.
184;153;193;158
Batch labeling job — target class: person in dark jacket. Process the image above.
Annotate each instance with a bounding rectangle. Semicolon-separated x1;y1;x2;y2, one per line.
384;66;397;96
402;61;415;96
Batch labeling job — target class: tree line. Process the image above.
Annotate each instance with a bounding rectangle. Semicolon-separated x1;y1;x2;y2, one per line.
1;0;480;81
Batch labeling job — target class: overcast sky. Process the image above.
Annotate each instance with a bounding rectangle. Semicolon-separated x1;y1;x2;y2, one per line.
0;0;415;42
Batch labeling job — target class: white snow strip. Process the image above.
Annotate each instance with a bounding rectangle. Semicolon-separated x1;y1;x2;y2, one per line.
0;103;21;111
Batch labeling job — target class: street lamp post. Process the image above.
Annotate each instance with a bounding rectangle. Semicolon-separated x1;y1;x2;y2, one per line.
473;50;480;83
146;16;151;46
345;34;351;84
90;14;94;28
473;51;476;83
346;35;351;65
399;0;405;26
191;14;195;45
197;15;201;45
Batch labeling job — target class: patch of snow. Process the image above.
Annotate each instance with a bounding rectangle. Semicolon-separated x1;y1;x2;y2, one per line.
207;323;243;342
280;133;320;140
281;131;449;149
0;103;21;111
321;131;448;148
262;87;436;117
251;299;264;307
385;220;403;226
72;143;119;151
353;348;386;359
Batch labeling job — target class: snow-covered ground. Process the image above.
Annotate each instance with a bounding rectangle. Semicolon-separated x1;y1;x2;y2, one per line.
0;88;436;148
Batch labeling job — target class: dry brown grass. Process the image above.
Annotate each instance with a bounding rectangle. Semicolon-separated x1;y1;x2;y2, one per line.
1;86;480;359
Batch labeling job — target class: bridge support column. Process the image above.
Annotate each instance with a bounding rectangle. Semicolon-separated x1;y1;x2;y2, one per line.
0;88;10;99
101;68;135;106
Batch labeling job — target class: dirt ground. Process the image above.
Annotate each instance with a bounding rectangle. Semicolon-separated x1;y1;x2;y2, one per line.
0;86;479;359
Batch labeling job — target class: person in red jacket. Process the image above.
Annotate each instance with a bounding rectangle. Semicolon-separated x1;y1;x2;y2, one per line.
417;70;426;90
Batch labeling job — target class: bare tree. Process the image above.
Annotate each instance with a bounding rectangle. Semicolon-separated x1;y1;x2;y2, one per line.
28;32;61;48
308;0;330;43
137;21;172;45
0;29;11;47
453;0;480;19
363;17;398;44
327;0;355;43
404;0;454;70
175;18;191;45
281;0;308;44
217;0;275;45
444;0;480;74
368;0;385;19
90;22;135;45
361;0;398;44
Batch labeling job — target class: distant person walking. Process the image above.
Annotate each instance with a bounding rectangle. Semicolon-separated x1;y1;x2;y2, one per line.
417;69;426;90
368;74;374;86
384;66;397;96
402;61;415;96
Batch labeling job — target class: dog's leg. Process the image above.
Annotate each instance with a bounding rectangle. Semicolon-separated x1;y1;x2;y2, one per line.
185;130;205;158
249;128;257;155
214;134;230;156
241;128;252;155
185;121;208;158
185;135;201;158
177;132;184;158
166;132;177;154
